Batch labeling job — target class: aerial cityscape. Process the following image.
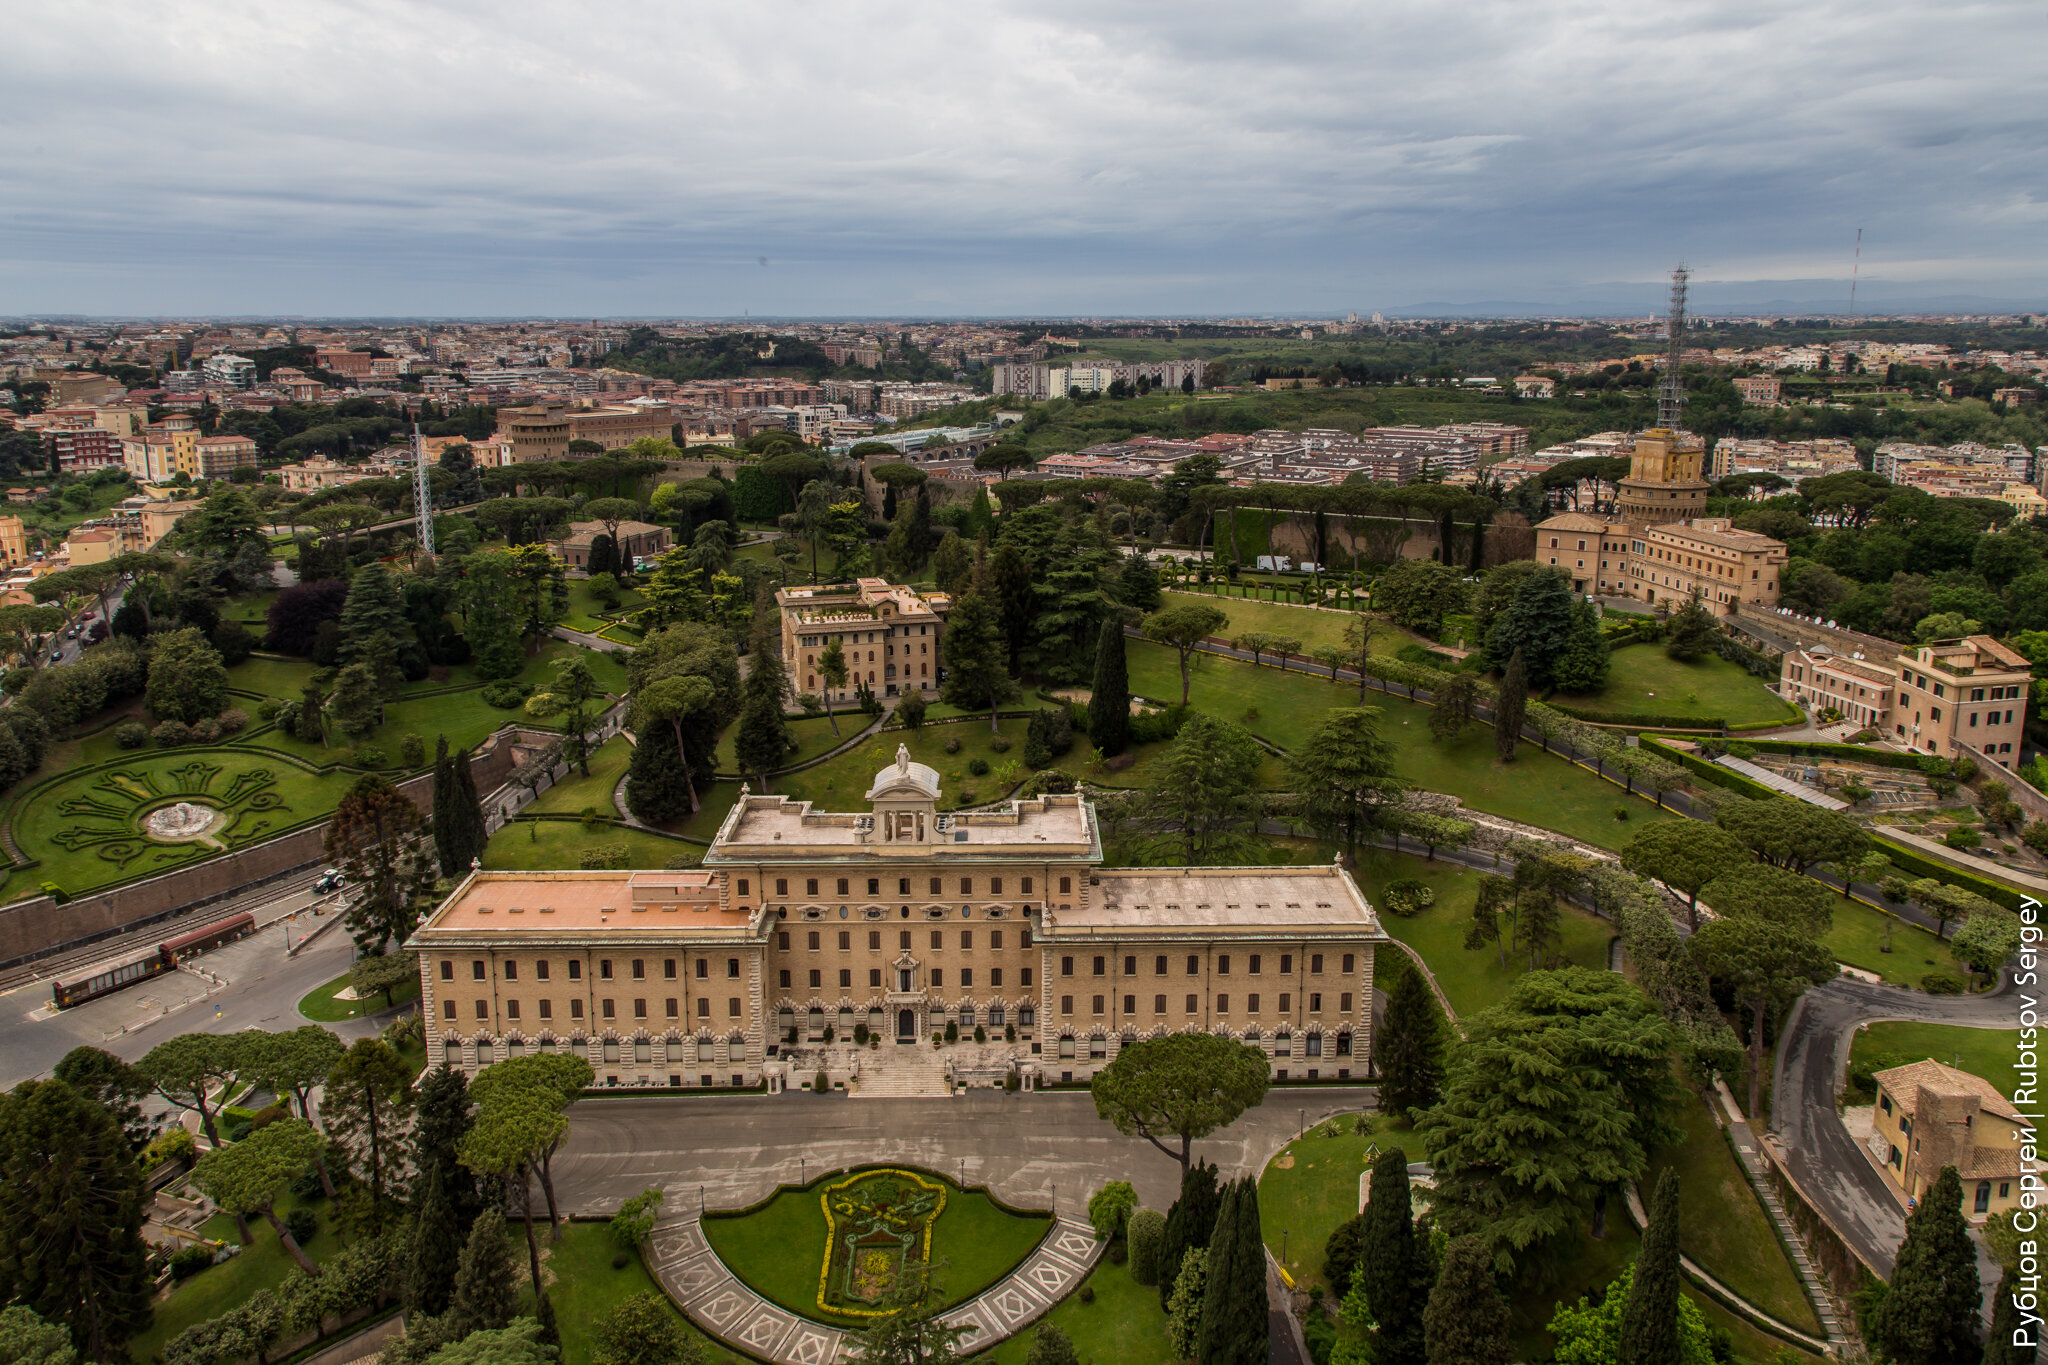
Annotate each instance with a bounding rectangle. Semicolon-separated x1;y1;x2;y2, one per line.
1;5;2044;1365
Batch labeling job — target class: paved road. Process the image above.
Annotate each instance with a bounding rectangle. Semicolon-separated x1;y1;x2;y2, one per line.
1771;975;2014;1278
551;1086;1373;1217
0;885;384;1092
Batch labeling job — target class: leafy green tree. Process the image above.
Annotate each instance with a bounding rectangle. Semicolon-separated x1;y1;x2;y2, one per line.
609;1187;666;1251
1546;1263;1715;1365
941;582;1016;732
410;1065;481;1312
1196;1178;1268;1365
324;1038;414;1233
1419;969;1679;1267
326;774;437;953
51;1045;153;1155
338;561;409;695
1129;1207;1168;1286
1086;617;1130;757
525;654;606;776
1714;797;1868;874
631;674;716;816
818;637;849;736
1686;917;1835;1118
449;1207;520;1335
1358;1149;1426;1364
1025;1323;1080;1365
1430;672;1480;742
0;1305;78;1365
1617;1169;1680;1365
183;486;264;554
1142;601;1229;705
1868;1166;1980;1365
931;531;971;594
351;949;416;1009
460;1110;561;1326
1699;861;1834;936
459;550;527;678
138;1032;238;1144
1423;1236;1509;1365
594;1291;698;1365
1090;1033;1271;1172
1138;713;1264;864
1377;558;1467;636
1984;1265;2033;1365
1950;906;2022;977
1376;955;1446;1120
191;1118;329;1274
1088;1181;1138;1240
1166;1247;1210;1358
407;1159;466;1318
145;626;230;723
0;1079;152;1360
328;659;384;738
1620;822;1748;929
1663;589;1717;662
1550;601;1610;693
1487;567;1575;685
1494;645;1527;762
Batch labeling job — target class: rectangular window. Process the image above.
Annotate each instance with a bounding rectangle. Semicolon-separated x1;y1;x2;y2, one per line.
832;877;847;896
1062;956;1075;976
1340;992;1353;1012
931;969;944;988
696;999;709;1017
1310;992;1323;1012
631;959;644;980
506;999;520;1019
1187;954;1199;975
571;999;584;1019
729;999;741;1017
808;969;821;988
1155;955;1167;974
807;931;820;951
930;877;942;894
695;959;708;979
727;959;740;979
600;959;613;980
931;930;943;949
1092;955;1106;976
1247;993;1260;1013
1279;992;1291;1012
441;960;454;980
1021;968;1033;987
1217;994;1229;1013
991;877;1003;894
960;877;972;895
899;877;910;895
869;968;882;987
664;959;677;979
839;931;851;950
777;931;790;949
1310;953;1323;973
991;968;1004;987
1092;994;1105;1015
867;878;880;896
540;999;553;1019
961;931;973;949
504;960;518;981
1186;994;1198;1012
900;930;912;949
839;969;852;987
665;998;678;1017
1124;954;1137;975
1022;928;1032;948
475;999;488;1019
1217;955;1231;975
1249;954;1261;975
1022;876;1033;894
806;878;819;896
1154;994;1167;1013
1059;876;1072;895
1342;954;1355;974
869;931;881;949
776;877;789;896
961;968;973;987
602;999;616;1019
444;999;456;1019
737;879;749;897
1281;953;1293;974
633;998;647;1019
1061;995;1074;1015
472;960;486;981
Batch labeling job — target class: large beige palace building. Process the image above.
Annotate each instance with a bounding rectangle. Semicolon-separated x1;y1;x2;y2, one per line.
778;578;951;705
409;748;1385;1090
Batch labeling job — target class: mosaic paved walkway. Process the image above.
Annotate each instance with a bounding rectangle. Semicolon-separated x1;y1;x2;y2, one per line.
647;1211;1104;1365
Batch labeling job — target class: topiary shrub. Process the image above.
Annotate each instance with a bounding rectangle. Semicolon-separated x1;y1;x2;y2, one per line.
1005;1070;1020;1091
814;1070;830;1093
989;735;1011;754
169;1245;215;1280
612;1252;630;1269
955;788;977;806
151;720;192;747
250;1103;289;1131
482;681;530;708
254;699;281;722
581;842;630;870
352;747;387;769
114;720;149;749
1921;971;1966;995
1077;1285;1094;1305
944;1021;959;1042
945;736;963;755
1381;878;1436;916
968;757;990;776
399;733;425;767
283;1206;318;1247
216;708;249;734
1128;1207;1167;1285
854;1023;870;1045
188;718;222;744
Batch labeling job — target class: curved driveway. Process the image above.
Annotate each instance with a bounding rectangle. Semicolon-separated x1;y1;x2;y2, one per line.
1772;976;2014;1277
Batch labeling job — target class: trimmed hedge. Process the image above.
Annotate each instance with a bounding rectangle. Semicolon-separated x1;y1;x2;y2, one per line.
1551;705;1730;730
1637;736;1781;801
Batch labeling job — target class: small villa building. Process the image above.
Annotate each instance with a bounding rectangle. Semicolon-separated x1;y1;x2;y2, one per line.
1867;1057;2024;1221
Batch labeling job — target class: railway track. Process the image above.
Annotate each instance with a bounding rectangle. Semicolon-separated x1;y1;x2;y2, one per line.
0;868;330;996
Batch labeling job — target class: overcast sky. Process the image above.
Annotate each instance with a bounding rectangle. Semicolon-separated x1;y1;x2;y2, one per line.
4;0;2043;318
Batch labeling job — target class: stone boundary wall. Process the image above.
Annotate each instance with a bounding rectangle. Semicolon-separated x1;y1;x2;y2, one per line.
0;736;523;971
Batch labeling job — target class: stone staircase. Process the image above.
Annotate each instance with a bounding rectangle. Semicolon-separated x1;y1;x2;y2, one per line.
847;1046;954;1098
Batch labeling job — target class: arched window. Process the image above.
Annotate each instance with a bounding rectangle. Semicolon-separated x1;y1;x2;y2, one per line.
1019;1004;1036;1028
444;1039;463;1066
602;1039;620;1063
698;1037;714;1061
635;1038;652;1063
1305;1032;1323;1058
1058;1035;1076;1059
506;1038;525;1059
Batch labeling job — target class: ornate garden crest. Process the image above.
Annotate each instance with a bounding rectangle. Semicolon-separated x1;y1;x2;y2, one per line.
816;1168;947;1316
49;760;292;870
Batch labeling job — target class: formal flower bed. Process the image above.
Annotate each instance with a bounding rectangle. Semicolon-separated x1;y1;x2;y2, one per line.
818;1168;948;1315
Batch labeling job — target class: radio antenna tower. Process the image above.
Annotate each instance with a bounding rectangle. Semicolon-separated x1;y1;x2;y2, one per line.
1657;264;1689;431
1848;227;1863;317
412;424;435;557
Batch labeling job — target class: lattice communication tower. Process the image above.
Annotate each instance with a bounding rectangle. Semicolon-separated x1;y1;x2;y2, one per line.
1658;264;1689;431
412;424;435;556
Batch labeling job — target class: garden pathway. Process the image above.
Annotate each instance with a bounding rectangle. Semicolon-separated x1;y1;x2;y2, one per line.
645;1209;1104;1365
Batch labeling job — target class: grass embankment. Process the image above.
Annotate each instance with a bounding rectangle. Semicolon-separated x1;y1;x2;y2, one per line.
298;970;421;1022
979;1257;1175;1365
1851;1021;2022;1098
1565;647;1796;728
1351;851;1614;1018
482;819;701;871
1124;639;1674;851
713;715;849;775
528;736;635;816
1258;1112;1413;1294
701;1170;1048;1327
543;1222;741;1365
1822;898;1962;985
1642;1091;1822;1334
128;1191;339;1361
1158;590;1364;655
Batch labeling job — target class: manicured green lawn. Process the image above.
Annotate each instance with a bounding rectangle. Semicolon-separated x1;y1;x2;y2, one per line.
1258;1111;1414;1292
482;819;701;871
246;685;535;763
1562;646;1797;726
512;641;634;697
560;578;645;634
1851;1021;2021;1098
1355;852;1615;1018
298;970;420;1022
541;1221;741;1365
1159;590;1363;656
1643;1090;1821;1333
1823;898;1957;985
713;715;851;775
226;653;318;701
128;1191;337;1362
8;749;360;898
702;1169;1049;1327
1124;640;1673;851
530;736;635;815
980;1258;1174;1365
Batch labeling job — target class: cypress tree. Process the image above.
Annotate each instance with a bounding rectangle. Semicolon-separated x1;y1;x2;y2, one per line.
1422;1236;1509;1365
1359;1150;1423;1365
1196;1177;1269;1365
908;482;934;564
413;1065;481;1231
1087;617;1131;757
1158;1159;1222;1310
736;616;791;786
1984;1265;2033;1365
1494;645;1527;763
450;1206;518;1335
1376;956;1446;1120
453;747;488;869
431;744;459;876
883;479;899;521
1618;1169;1680;1365
407;1158;466;1317
1870;1167;1981;1365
